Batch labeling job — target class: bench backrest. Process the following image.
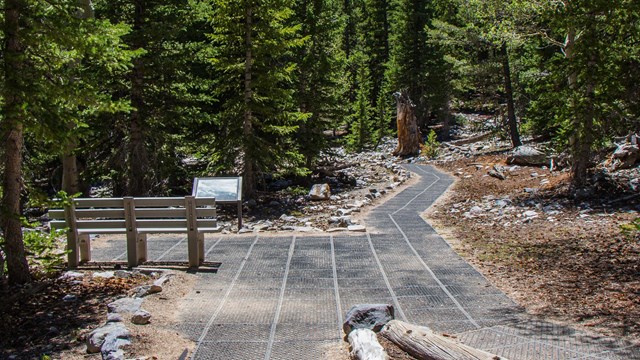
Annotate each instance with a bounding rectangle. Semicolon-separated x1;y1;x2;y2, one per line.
49;196;217;232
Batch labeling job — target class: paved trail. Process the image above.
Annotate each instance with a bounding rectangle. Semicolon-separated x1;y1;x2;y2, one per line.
92;165;639;359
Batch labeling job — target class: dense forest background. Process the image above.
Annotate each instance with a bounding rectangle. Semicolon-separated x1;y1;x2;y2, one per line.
1;0;639;284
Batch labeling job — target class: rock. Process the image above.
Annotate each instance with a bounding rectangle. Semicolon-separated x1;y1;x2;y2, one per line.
610;143;640;170
60;271;84;280
238;227;253;234
309;183;331;201
131;310;151;325
114;270;132;278
107;313;123;323
131;284;162;298
326;227;348;232
488;169;506;180
62;294;78;302
107;298;143;314
337;208;353;216
245;199;257;208
343;304;395;335
523;210;538;218
87;322;129;354
153;273;174;287
93;271;115;279
348;225;366;232
507;146;548;166
279;214;297;222
101;326;131;360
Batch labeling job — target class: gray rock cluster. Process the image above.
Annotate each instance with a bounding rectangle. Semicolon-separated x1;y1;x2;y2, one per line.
79;270;175;359
232;138;410;234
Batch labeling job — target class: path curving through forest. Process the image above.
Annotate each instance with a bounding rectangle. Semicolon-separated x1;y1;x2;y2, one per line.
92;165;639;359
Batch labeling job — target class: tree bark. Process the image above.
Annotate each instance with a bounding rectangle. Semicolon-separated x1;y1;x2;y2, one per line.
563;26;591;188
392;91;422;157
2;0;32;284
381;320;507;360
128;0;149;196
61;0;94;196
501;44;521;148
242;4;255;197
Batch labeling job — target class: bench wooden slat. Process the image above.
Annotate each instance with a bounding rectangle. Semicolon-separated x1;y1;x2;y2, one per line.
134;207;216;218
51;207;215;220
67;197;215;208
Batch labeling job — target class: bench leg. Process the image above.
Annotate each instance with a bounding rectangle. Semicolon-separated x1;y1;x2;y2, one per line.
67;232;80;269
126;231;139;268
198;233;205;265
79;234;91;263
187;232;199;268
137;234;148;263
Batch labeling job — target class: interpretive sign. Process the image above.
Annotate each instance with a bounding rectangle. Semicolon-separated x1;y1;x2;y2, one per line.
192;177;243;227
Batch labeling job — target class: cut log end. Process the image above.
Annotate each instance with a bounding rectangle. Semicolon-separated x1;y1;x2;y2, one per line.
380;320;508;360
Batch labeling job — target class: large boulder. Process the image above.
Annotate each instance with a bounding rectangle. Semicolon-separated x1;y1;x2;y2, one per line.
610;143;640;170
507;146;547;166
309;184;331;201
343;304;395;335
86;322;129;354
107;297;143;314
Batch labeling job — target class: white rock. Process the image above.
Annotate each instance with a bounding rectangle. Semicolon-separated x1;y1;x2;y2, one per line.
93;271;115;279
348;225;367;232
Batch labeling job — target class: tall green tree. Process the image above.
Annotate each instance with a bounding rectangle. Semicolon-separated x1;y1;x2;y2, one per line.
346;51;375;151
527;0;640;186
94;0;215;196
209;0;306;196
293;0;346;168
1;0;133;283
387;0;449;129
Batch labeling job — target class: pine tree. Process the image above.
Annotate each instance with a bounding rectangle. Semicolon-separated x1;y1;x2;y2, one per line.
209;0;306;197
346;51;375;151
1;0;134;283
293;0;347;168
387;0;450;129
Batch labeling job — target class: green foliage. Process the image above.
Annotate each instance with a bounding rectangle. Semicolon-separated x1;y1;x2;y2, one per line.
346;51;375;152
293;0;347;167
386;0;450;126
22;225;67;277
208;0;308;193
621;218;640;238
421;129;440;158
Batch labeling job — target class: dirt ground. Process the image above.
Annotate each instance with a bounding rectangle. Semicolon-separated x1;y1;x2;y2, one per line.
425;155;640;344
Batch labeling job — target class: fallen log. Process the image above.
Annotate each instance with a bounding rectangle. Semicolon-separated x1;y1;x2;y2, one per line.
348;328;389;360
380;320;507;360
447;132;493;146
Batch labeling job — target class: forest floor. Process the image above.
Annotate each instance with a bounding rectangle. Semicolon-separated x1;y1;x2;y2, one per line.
1;130;638;360
424;130;640;345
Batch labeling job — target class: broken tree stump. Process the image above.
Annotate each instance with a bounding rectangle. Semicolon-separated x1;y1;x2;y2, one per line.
380;320;507;360
348;328;389;360
392;91;422;157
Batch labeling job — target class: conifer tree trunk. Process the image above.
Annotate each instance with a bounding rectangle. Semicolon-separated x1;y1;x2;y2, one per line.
564;27;590;188
128;0;149;196
501;43;521;148
392;91;422;157
2;0;31;284
242;4;256;197
61;0;94;196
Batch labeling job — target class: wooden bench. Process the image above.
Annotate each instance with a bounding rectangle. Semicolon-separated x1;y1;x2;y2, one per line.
49;196;218;268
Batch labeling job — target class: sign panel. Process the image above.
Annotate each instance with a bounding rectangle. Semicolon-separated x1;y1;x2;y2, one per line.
192;177;242;202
